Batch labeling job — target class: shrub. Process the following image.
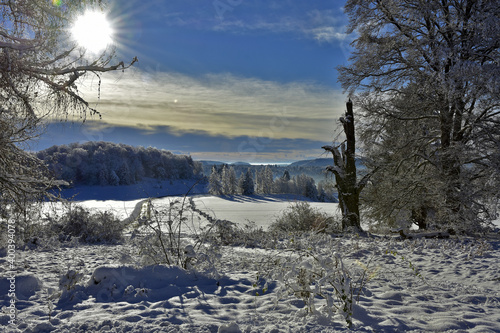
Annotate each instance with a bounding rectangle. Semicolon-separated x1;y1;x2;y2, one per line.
253;236;373;329
269;202;340;233
55;206;124;244
133;197;221;275
0;201;61;249
203;219;276;248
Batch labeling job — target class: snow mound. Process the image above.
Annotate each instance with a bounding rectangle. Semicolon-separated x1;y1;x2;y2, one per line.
218;321;241;333
0;274;42;301
83;265;218;303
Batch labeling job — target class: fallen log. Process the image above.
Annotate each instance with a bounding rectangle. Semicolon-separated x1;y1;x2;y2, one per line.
391;228;451;240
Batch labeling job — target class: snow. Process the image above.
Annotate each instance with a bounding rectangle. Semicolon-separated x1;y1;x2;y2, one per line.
171;194;340;229
2;192;500;332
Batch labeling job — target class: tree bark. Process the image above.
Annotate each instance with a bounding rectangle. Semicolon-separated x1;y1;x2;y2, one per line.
323;100;362;231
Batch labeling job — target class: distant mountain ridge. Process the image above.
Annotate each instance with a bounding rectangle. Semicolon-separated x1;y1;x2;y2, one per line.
199;161;251;166
199;159;329;167
197;157;364;170
289;158;332;167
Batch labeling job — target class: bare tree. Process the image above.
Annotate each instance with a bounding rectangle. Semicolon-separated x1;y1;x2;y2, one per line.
0;1;136;210
339;0;500;231
323;100;368;231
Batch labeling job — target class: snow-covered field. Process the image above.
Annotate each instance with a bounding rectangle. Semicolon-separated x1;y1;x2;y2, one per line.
2;194;500;332
163;194;341;229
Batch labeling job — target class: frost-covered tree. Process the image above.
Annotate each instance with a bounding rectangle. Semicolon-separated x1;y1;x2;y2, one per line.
317;180;337;203
109;170;120;186
117;163;132;185
219;165;230;195
37;142;202;186
224;166;238;195
255;166;274;194
208;166;223;195
254;169;262;193
282;170;291;182
293;174;318;200
98;168;109;186
238;168;255;196
339;0;500;231
262;166;274;194
274;170;291;194
0;1;136;209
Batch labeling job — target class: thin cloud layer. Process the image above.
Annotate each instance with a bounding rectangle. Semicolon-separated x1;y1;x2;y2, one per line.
75;68;346;142
213;7;349;43
115;0;349;44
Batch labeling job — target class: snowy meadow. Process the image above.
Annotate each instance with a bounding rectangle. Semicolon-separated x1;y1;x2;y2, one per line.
2;0;500;332
1;186;500;333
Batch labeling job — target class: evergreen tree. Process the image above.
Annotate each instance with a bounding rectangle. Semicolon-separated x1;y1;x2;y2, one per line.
221;165;231;194
109;170;120;186
238;168;255;195
293;174;318;200
227;166;238;195
98;168;109;186
262;166;274;194
254;168;263;194
282;170;291;182
208;165;223;195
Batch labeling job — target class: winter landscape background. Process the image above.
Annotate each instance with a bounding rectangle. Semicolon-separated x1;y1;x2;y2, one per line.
1;142;499;332
2;0;500;332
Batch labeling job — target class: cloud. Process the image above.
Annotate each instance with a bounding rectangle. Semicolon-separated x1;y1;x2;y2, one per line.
212;7;349;43
309;26;348;43
36;122;329;163
118;0;350;44
70;68;347;142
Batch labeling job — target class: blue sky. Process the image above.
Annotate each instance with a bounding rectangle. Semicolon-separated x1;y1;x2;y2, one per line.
37;0;353;163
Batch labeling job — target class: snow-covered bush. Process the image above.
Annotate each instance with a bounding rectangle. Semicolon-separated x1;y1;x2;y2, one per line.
225;221;271;248
0;202;45;248
204;219;274;248
59;269;84;293
54;206;124;244
269;202;340;233
134;197;220;274
260;244;371;328
0;201;68;249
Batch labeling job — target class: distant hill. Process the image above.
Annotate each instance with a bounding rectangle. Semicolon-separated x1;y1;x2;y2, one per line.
199;161;252;166
37;142;203;186
289;158;332;168
199;160;226;166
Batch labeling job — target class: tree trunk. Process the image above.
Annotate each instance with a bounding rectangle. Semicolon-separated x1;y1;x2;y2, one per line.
440;100;463;220
411;207;427;230
323;100;362;231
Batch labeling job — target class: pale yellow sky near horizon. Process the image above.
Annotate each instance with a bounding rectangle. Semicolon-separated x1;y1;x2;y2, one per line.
76;68;347;142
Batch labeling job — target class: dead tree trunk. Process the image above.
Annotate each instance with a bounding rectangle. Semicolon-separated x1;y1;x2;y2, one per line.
323;100;367;231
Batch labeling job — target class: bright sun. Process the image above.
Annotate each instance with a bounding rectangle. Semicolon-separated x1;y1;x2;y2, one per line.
72;11;113;53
